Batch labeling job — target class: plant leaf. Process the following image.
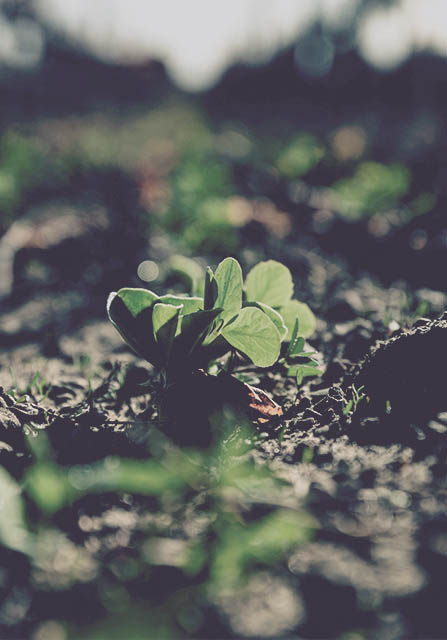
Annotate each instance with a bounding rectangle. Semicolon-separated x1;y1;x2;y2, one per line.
244;301;287;340
222;307;281;367
0;467;30;554
168;254;205;296
287;318;299;355
108;288;159;318
287;364;321;379
107;288;162;366
244;260;293;308
25;457;196;515
279;299;316;339
214;257;243;322
152;303;182;364
288;319;305;356
204;266;217;310
159;295;203;315
172;308;223;365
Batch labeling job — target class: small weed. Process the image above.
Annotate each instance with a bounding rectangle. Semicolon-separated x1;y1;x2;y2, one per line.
280;317;322;385
26;371;52;402
343;384;366;416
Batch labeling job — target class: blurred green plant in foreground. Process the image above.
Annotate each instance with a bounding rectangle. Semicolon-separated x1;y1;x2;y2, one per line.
0;414;315;638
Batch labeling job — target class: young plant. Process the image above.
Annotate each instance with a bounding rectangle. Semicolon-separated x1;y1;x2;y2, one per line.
342;384;366;416
107;258;317;387
281;318;322;385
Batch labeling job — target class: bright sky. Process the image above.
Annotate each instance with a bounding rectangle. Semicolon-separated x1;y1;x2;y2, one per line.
3;0;447;90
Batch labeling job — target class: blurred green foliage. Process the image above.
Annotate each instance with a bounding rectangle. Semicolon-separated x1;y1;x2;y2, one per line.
162;149;238;253
0;466;31;554
1;103;434;260
64;102;212;170
0;133;44;223
333;161;410;219
0;417;315;638
209;507;314;586
25;454;198;515
408;191;436;217
276;133;324;178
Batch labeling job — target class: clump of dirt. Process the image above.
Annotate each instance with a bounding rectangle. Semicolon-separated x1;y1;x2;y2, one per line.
351;314;447;422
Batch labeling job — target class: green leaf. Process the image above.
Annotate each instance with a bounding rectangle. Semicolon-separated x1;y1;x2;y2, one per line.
279;300;316;339
152;303;181;363
244;260;293;308
289;337;305;357
159;295;203;315
25;456;197;515
204;266;217;310
244;301;287;340
287;364;321;381
288;318;299;353
288;317;305;356
25;462;76;515
159;296;204;338
210;508;315;586
109;288;158;318
168;254;205;295
214;257;243;322
107;289;161;366
222;307;281;367
0;467;30;553
172;308;223;367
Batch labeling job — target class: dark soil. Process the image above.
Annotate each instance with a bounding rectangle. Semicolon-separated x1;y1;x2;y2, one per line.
0;219;446;638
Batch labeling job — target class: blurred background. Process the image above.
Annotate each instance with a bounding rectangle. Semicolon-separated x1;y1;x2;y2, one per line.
1;1;447;638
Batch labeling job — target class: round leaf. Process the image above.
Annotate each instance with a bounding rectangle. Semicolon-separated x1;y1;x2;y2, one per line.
168;254;204;295
204;267;218;310
152;303;181;344
244;301;287;340
110;288;159;318
174;308;222;355
222;307;281;367
214;257;243;322
244;260;293;308
280;300;316;339
107;289;161;366
152;303;182;365
159;295;203;315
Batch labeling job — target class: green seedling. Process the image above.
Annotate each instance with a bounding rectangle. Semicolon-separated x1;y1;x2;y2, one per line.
26;371;52;402
343;384;366;416
108;258;317;386
280;317;322;385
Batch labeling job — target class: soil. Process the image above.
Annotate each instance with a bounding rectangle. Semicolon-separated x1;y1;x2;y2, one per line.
0;204;446;638
0;45;446;639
